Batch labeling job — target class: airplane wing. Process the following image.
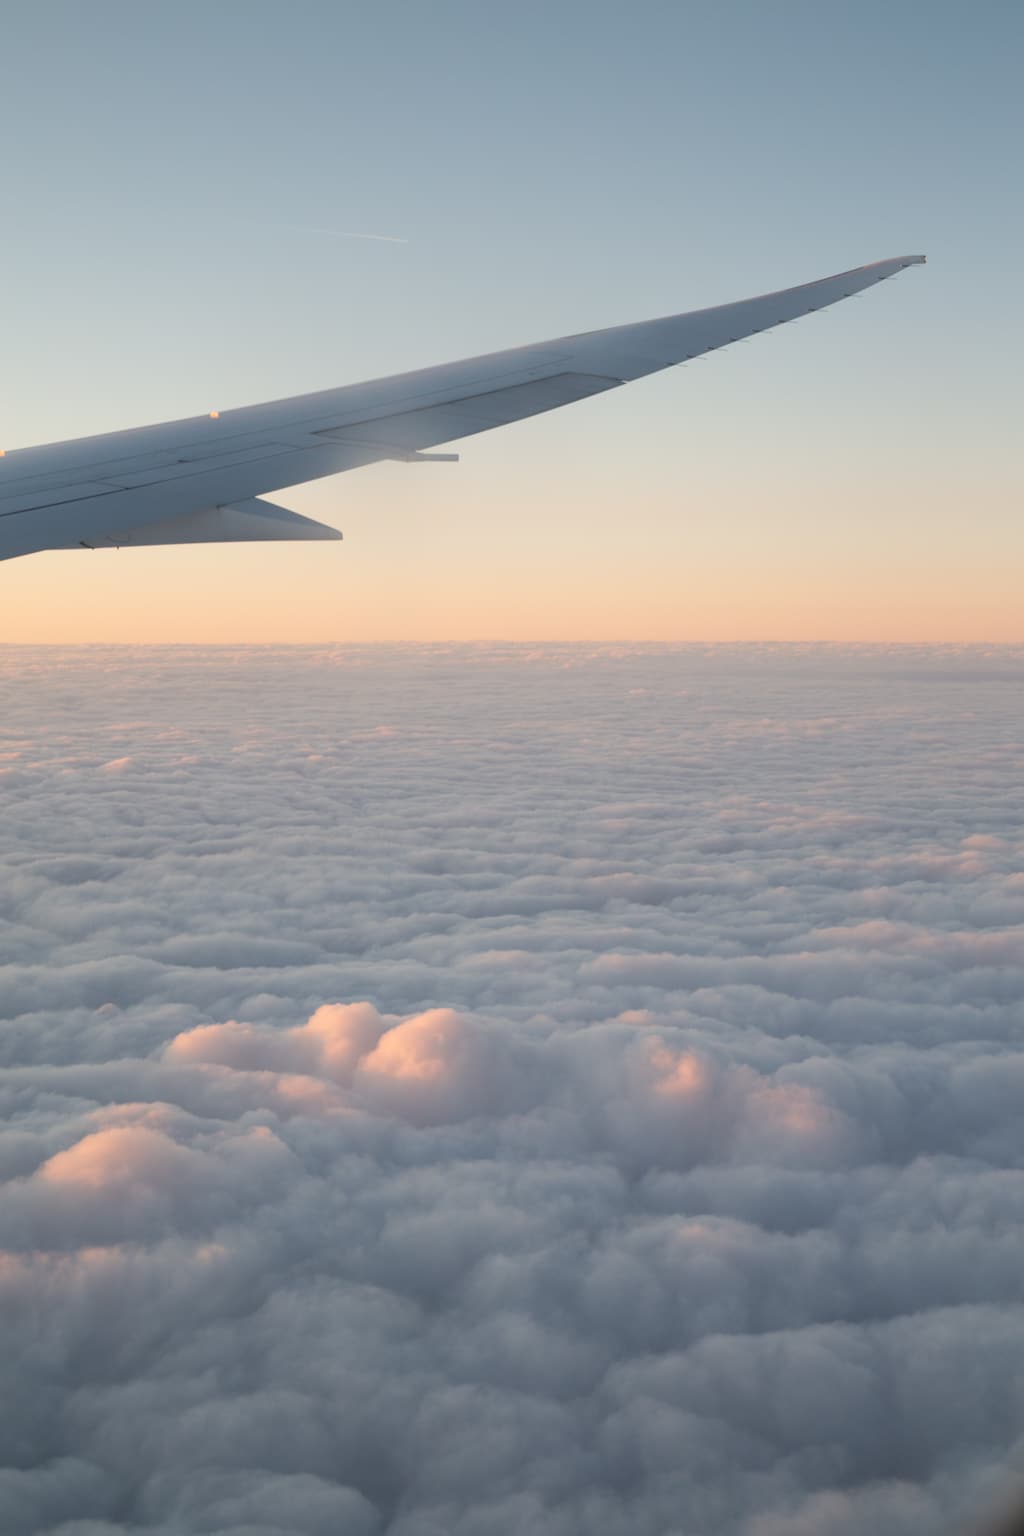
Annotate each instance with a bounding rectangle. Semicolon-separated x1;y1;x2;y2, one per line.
0;255;924;562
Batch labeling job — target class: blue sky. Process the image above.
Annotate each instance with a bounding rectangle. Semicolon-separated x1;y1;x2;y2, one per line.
1;1;1021;640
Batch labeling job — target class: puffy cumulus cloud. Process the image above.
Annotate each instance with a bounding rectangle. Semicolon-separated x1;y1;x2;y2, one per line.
1;642;1024;1535
165;1001;385;1081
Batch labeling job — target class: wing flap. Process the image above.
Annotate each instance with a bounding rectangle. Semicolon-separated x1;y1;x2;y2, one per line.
317;371;622;453
77;498;342;550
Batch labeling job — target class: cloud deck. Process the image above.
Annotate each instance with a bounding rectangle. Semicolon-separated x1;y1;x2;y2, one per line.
1;643;1023;1536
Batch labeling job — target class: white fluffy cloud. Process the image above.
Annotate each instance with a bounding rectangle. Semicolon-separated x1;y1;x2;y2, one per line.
1;643;1023;1535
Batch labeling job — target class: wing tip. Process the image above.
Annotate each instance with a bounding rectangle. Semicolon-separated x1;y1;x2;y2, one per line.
863;253;925;276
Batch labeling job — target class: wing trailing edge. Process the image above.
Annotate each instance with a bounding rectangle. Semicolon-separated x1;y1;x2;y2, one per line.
75;498;342;550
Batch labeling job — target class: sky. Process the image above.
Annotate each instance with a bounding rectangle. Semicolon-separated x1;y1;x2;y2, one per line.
0;0;1021;642
3;642;1024;1534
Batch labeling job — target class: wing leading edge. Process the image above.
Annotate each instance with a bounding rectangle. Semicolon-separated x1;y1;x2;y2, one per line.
0;255;924;562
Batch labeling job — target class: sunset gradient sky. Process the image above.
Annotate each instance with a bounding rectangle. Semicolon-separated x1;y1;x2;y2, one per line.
1;0;1020;642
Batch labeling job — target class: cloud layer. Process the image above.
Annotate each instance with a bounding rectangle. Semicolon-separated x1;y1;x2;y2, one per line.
1;643;1023;1535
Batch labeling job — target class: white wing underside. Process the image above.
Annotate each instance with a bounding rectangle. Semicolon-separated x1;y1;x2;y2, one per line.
0;256;924;562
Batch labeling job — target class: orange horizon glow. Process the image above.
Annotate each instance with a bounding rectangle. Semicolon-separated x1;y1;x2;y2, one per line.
1;463;1020;645
2;559;1019;645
